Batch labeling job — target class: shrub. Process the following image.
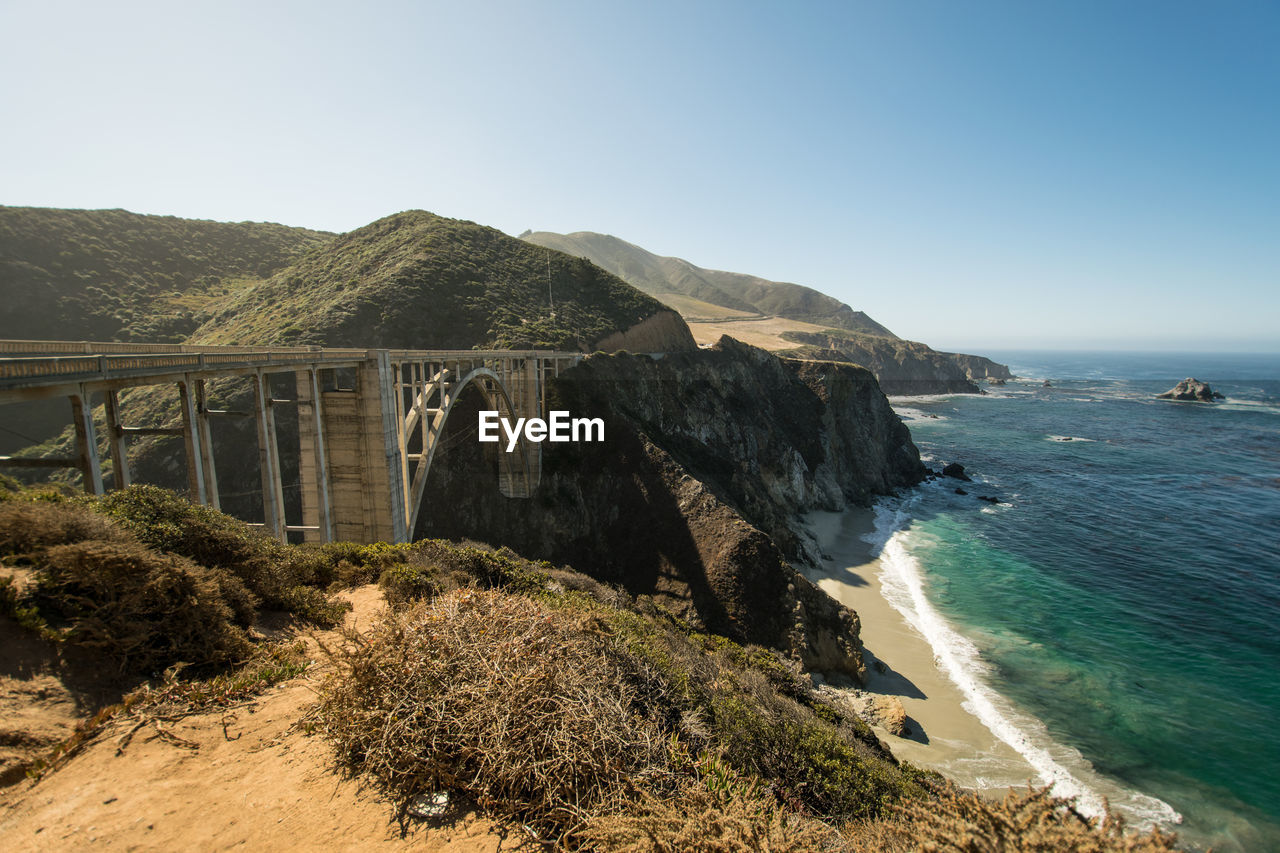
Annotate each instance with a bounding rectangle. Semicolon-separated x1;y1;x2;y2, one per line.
0;499;124;556
36;539;255;672
274;584;349;626
97;484;274;578
845;785;1181;853
377;562;444;605
318;589;675;843
581;782;842;853
96;485;344;624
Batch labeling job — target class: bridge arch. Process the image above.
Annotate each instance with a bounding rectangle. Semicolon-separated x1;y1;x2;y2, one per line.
402;364;536;536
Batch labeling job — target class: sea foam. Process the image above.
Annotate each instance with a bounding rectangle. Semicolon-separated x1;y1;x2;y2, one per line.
863;493;1182;830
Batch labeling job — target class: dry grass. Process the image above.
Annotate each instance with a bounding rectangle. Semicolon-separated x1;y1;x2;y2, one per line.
317;588;677;845
581;780;843;852
844;785;1181;853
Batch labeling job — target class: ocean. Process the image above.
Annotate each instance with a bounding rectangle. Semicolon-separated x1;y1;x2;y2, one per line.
875;350;1280;853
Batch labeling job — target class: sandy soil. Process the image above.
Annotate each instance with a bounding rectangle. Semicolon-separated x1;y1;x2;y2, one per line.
685;315;832;350
800;509;1037;793
0;585;526;852
651;293;759;321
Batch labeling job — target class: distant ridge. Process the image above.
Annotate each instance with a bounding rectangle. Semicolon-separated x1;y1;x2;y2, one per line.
521;230;897;338
520;229;1011;392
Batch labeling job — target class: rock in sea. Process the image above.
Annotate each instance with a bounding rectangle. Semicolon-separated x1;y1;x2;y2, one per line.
1157;377;1225;402
942;462;972;482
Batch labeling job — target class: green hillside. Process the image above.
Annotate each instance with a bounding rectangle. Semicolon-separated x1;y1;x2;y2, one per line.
194;211;689;351
521;230;898;337
0;207;333;342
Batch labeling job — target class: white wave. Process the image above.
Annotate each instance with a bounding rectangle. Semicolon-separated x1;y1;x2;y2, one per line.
1046;434;1096;443
1218;400;1280;416
893;406;949;422
861;498;1182;830
889;392;1002;404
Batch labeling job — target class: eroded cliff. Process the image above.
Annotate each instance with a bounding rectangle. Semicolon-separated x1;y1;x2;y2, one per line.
417;337;925;680
781;331;985;395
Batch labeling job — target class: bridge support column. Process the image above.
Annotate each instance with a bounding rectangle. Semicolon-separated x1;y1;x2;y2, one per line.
317;354;408;544
69;388;104;496
195;380;220;510
254;372;287;542
103;390;130;491
179;376;210;506
296;368;334;543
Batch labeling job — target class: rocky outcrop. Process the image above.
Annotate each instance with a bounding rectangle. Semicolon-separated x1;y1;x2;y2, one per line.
942;351;1014;382
1157;378;1224;402
415;337;925;681
781;332;983;395
814;686;910;737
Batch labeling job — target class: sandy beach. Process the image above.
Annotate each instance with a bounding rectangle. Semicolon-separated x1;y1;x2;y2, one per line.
800;508;1037;794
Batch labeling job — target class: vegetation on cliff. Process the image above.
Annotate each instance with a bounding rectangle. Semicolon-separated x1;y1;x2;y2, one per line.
0;206;332;342
191;211;693;351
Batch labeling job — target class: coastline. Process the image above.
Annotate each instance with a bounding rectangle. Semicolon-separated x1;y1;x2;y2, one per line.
801;504;1187;837
800;508;1038;793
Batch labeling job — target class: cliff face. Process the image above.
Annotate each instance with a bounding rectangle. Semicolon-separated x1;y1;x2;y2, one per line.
416;337;925;680
942;352;1014;381
782;332;983;395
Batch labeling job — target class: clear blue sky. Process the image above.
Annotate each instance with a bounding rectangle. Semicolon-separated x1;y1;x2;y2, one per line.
2;1;1277;352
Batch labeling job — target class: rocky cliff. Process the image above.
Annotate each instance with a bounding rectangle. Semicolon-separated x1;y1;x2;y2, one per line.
781;331;983;395
416;337;925;680
942;351;1015;382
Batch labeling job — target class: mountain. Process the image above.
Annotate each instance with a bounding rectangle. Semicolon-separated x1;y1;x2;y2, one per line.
0;206;333;342
520;230;1011;392
521;230;897;337
193;212;693;352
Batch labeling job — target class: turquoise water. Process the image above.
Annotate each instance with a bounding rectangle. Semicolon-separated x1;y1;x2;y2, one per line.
880;351;1280;852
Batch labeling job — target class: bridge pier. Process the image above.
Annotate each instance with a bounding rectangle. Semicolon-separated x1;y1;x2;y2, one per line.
69;388;104;495
299;356;409;544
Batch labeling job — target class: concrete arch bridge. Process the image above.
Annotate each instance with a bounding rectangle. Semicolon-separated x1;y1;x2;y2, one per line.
0;340;582;544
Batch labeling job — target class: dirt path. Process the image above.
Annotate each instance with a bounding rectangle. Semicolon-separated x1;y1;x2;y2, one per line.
0;586;522;851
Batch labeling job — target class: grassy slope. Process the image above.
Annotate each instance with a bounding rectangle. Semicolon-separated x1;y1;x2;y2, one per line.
522;229;898;337
0;206;333;342
194;211;680;351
